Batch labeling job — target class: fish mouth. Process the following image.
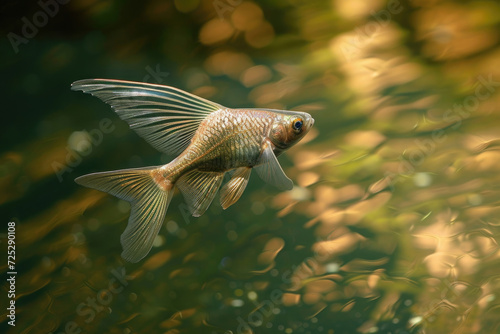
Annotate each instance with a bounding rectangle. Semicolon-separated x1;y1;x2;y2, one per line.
307;115;315;128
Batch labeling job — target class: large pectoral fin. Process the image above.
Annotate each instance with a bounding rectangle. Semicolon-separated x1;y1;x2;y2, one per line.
177;170;224;217
254;141;294;191
220;167;252;210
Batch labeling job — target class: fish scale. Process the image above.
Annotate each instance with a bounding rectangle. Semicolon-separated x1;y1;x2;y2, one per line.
168;108;271;175
71;79;314;262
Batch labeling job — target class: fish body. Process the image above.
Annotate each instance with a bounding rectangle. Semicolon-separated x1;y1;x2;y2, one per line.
72;79;314;262
158;108;269;180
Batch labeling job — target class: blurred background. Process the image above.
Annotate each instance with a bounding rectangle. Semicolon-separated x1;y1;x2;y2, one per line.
1;0;500;333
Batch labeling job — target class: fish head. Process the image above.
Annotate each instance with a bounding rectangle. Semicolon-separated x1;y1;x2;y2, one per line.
267;109;314;152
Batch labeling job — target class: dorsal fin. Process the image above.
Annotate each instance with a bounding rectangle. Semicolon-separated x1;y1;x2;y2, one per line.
71;79;224;155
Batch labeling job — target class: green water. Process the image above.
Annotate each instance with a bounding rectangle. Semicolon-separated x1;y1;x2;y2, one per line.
2;0;500;333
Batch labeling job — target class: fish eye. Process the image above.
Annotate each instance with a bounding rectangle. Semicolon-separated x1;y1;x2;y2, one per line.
292;118;303;132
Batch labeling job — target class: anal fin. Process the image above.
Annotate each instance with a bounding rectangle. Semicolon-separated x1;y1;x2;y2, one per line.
177;170;224;217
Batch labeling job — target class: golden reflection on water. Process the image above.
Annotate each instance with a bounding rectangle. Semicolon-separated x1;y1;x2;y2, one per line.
3;0;500;333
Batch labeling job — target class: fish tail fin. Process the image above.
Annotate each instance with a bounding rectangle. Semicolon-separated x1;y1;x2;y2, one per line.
75;166;173;263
